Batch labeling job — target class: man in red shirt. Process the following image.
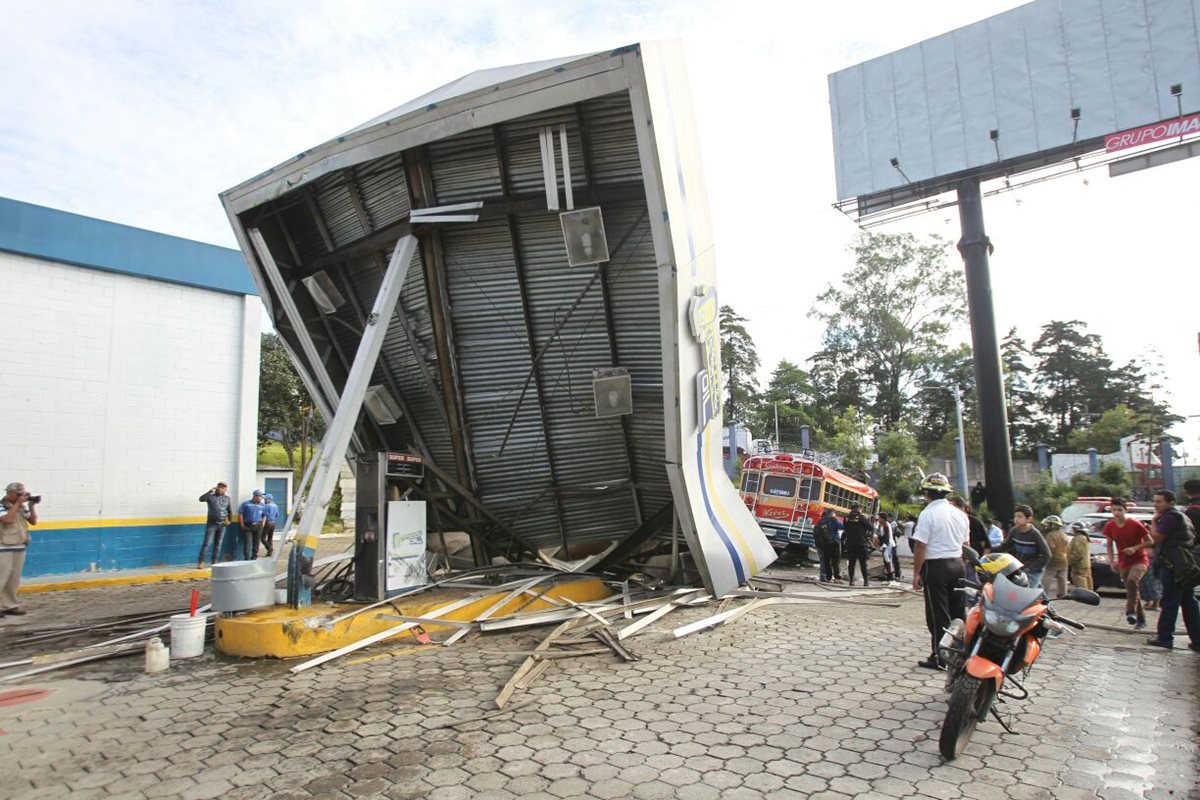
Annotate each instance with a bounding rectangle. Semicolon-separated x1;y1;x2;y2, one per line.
1103;497;1152;629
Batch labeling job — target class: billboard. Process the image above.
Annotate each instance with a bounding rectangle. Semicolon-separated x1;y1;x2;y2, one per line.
829;0;1200;209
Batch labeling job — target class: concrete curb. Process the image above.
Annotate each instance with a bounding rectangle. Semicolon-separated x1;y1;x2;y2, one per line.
19;569;212;594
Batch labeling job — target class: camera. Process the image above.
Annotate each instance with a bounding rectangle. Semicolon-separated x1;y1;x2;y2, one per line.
27;494;41;505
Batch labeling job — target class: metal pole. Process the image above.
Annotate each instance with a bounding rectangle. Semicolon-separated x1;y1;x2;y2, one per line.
286;234;418;607
1161;438;1176;494
774;402;780;448
957;177;1015;524
953;384;968;496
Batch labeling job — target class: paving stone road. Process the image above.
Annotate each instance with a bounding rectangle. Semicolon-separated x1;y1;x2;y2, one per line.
1;565;1197;800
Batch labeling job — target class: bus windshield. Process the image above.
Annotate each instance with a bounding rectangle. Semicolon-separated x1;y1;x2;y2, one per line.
762;475;796;497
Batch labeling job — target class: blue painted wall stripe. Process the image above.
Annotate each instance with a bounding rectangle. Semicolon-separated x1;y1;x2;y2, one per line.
22;523;243;576
0;196;257;297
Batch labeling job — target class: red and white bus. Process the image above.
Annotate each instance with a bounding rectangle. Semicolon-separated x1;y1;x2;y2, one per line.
737;454;879;558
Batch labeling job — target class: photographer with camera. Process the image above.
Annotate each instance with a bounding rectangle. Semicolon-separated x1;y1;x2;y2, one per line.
0;481;40;616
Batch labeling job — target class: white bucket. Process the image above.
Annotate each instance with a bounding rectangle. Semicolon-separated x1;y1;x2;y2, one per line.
170;614;207;659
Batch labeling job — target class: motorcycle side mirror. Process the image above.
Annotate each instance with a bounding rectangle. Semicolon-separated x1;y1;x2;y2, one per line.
1066;587;1101;606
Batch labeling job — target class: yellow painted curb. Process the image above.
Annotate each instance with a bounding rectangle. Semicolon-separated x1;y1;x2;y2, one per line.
19;570;212;594
215;577;611;659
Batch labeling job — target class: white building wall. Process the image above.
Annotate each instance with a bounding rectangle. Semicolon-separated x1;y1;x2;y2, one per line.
0;250;257;526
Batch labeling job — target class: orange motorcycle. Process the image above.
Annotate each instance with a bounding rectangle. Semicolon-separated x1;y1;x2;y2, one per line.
936;550;1100;759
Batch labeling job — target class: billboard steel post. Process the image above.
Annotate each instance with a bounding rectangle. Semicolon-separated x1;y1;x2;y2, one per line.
956;178;1014;523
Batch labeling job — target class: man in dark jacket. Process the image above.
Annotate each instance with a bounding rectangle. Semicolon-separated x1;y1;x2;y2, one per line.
1141;490;1200;651
198;482;232;569
842;503;874;586
815;508;844;582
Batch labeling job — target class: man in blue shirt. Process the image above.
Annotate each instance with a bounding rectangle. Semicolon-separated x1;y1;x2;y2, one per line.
260;494;280;558
237;490;266;561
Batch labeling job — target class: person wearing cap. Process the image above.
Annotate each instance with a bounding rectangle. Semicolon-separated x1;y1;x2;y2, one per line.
198;482;232;569
260;494;280;558
0;482;39;616
237;490;266;561
911;473;968;670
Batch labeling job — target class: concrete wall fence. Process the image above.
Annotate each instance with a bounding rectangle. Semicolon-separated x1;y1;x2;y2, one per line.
0;197;260;576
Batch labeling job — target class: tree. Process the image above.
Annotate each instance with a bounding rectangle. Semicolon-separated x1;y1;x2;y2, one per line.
752;360;823;449
809;232;965;429
1066;405;1140;454
875;426;923;510
719;305;760;423
1031;320;1119;446
1000;328;1044;454
258;333;325;473
828;407;874;476
1070;461;1133;499
910;344;978;456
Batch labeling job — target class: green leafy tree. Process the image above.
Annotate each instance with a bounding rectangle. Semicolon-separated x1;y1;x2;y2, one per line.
258;333;325;474
1070;461;1133;499
1016;470;1078;520
1066;405;1141;454
875;426;923;510
1001;328;1046;454
809;232;965;429
753;360;823;449
910;344;978;456
829;407;874;476
719;305;760;424
930;422;984;462
1032;321;1123;446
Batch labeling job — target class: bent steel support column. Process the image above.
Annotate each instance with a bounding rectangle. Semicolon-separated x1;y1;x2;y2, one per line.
284;234;418;607
250;228;343;412
956;178;1014;523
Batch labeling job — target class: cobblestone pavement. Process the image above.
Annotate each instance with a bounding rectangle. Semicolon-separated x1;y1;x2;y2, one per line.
1;563;1197;800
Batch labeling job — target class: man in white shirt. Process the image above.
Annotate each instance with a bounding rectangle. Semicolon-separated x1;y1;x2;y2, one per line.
911;473;968;670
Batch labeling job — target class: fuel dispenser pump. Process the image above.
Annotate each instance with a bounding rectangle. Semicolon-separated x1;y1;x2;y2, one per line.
353;451;428;601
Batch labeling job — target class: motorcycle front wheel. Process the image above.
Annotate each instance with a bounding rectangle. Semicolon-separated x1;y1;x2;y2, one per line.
938;675;993;760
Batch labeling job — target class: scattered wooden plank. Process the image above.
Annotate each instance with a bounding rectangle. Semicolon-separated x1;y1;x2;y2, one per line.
562;598;612;627
374;614;473;628
495;617;581;709
616;590;706;641
672;597;825;638
591;629;639;662
441;627;474;647
31;641;143;666
290;591;491;674
0;647;141;683
515;658;552;689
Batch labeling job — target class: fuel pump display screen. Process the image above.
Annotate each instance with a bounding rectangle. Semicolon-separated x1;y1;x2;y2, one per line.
385;452;424;479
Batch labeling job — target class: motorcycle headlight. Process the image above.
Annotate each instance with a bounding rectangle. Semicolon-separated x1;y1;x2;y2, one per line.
983;608;1022;636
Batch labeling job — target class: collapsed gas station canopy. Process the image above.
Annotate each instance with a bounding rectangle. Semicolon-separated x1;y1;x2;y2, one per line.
221;43;774;598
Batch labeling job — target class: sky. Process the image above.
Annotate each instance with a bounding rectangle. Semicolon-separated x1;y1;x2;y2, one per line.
2;0;1197;457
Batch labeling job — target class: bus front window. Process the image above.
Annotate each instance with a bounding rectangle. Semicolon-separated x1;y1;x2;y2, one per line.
763;475;797;498
742;471;762;495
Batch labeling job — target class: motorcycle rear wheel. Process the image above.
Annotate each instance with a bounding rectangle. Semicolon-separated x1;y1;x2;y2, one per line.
939;675;992;760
